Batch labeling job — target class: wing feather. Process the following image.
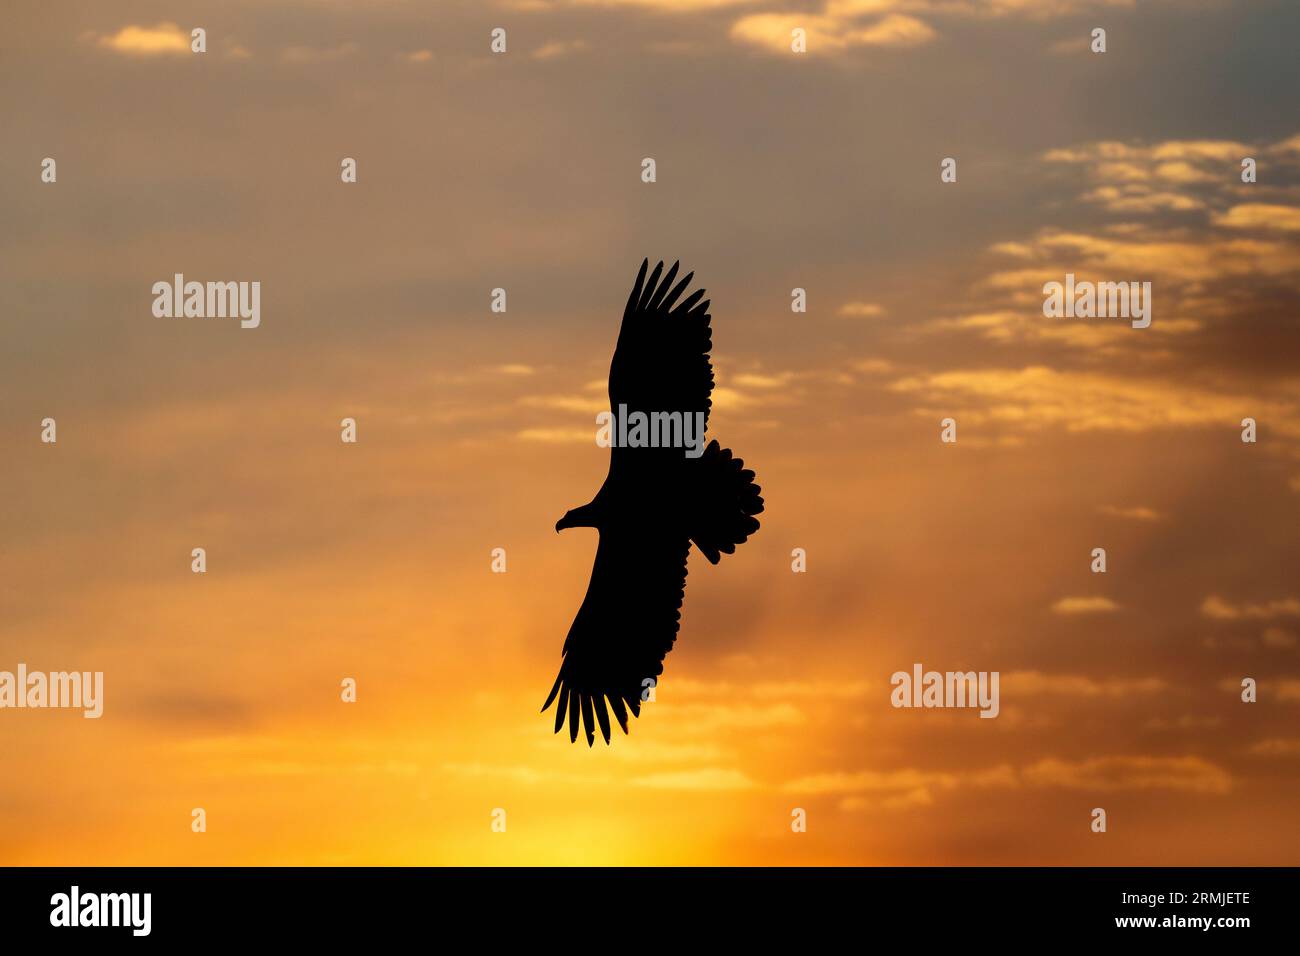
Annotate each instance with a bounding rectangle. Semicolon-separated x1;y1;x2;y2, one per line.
609;259;715;445
543;530;689;744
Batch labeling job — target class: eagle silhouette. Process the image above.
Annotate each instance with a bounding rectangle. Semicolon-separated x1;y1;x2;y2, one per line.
543;259;764;745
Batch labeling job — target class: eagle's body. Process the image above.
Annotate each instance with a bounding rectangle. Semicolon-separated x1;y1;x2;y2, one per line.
544;260;764;745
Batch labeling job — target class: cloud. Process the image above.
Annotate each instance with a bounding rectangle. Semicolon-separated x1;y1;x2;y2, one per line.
1041;135;1300;226
787;752;1230;806
778;0;1161;24
840;789;935;810
1218;678;1300;701
670;701;807;730
516;426;594;444
731;371;795;389
1003;671;1165;697
519;393;607;413
1037;137;1300;255
838;301;886;318
533;39;590;60
731;11;935;55
750;680;873;698
1022;755;1231;794
1080;185;1205;213
1212;203;1300;232
549;0;1175;20
911;133;1300;366
442;762;608;787
1247;738;1300;756
889;366;1300;438
1051;596;1120;615
847;12;936;44
1044;139;1252;170
710;378;803;411
1153;161;1218;185
94;23;190;56
604;740;729;762
546;0;754;8
922;308;1200;349
1201;595;1300;621
984;228;1300;288
632;768;757;789
665;677;871;700
853;358;894;374
782;766;1016;808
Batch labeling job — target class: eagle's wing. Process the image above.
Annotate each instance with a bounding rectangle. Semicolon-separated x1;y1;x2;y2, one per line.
609;259;714;451
541;529;689;745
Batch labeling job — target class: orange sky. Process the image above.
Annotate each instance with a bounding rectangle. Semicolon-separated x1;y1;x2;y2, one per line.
1;0;1299;866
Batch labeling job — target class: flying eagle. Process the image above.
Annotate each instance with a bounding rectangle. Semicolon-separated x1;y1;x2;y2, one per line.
543;260;764;745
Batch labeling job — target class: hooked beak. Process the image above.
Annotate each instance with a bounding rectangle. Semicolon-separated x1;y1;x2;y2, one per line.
555;503;594;533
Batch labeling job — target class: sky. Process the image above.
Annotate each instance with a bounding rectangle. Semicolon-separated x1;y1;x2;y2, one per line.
1;0;1298;865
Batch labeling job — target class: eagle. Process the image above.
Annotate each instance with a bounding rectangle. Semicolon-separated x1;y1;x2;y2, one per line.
543;260;765;745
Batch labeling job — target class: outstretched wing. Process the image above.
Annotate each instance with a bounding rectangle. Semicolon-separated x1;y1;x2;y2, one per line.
609;259;714;453
541;530;689;745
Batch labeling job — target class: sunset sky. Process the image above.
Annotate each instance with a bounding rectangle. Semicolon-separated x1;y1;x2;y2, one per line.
2;0;1298;866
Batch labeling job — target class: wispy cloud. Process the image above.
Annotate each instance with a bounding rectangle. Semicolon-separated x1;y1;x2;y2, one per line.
890;367;1299;438
1212;203;1300;233
533;39;590;60
632;768;757;789
1022;755;1231;794
787;752;1231;806
1201;595;1300;621
783;765;1018;811
731;10;935;55
93;23;190;56
516;426;595;444
1051;596;1120;615
838;301;886;318
1004;671;1165;696
1248;738;1300;756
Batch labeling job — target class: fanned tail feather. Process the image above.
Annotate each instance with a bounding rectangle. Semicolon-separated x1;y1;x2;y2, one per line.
689;440;764;564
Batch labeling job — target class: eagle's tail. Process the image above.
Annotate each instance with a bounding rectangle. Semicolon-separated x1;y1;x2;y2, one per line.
689;439;764;564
